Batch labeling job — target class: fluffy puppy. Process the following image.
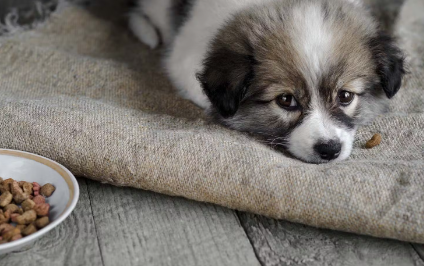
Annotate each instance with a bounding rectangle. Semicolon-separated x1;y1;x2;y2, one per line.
129;0;405;163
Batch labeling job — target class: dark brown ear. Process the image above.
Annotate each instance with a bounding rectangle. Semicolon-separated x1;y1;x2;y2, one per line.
197;45;255;118
368;32;405;99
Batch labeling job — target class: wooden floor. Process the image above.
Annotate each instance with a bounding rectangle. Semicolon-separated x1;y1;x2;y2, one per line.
0;178;422;266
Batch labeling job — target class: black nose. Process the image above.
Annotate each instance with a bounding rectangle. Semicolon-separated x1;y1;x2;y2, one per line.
314;140;342;160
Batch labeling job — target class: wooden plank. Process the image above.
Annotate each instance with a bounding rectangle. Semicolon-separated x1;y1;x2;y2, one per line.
0;178;103;266
86;180;260;266
238;213;424;266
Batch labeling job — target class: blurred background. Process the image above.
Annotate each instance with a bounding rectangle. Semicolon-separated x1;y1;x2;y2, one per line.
0;0;407;36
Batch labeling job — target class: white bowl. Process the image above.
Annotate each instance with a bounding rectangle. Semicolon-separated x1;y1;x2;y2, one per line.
0;149;79;254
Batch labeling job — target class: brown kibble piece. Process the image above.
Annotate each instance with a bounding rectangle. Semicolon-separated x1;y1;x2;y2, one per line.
0;223;14;234
33;195;46;204
13;192;29;204
16;224;26;230
33;203;50;216
11;234;22;241
16;210;37;225
21;199;36;212
40;183;55;197
0;191;13;207
11;181;29;204
10;181;22;194
4;204;19;213
10;213;20;223
18;207;24;215
22;224;37;236
1;179;14;192
35;216;49;228
365;133;382;149
2;228;21;241
0;209;12;223
0;184;8;194
22;182;33;195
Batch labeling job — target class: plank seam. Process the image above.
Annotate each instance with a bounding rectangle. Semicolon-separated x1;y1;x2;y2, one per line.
412;244;424;262
86;180;106;266
235;211;266;266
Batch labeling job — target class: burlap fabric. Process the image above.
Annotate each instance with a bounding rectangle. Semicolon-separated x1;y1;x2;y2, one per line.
0;0;423;243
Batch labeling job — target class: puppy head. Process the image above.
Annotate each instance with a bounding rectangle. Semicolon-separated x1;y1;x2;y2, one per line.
197;0;405;163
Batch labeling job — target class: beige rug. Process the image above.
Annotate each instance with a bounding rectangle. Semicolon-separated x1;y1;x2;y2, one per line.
0;0;423;243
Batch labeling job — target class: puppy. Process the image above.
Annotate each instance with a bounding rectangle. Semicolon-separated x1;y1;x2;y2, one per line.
129;0;405;163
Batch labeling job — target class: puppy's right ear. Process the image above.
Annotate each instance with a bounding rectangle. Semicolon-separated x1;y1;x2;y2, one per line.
197;45;255;118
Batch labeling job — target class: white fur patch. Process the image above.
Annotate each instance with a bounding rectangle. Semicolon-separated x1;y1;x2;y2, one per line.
141;0;173;45
291;3;334;86
129;11;159;49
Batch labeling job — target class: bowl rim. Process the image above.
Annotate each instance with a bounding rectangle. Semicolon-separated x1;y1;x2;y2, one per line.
0;149;80;250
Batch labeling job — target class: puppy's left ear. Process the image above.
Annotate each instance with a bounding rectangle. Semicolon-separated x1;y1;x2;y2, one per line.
369;33;406;99
197;45;254;118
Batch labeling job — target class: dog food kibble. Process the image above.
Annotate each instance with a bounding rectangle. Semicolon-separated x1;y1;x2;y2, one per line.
0;184;7;194
2;227;21;241
22;199;36;212
0;178;55;244
35;216;49;229
4;204;19;213
22;224;37;236
33;195;46;204
12;181;31;204
0;223;14;233
11;234;23;241
1;179;14;192
0;191;13;207
10;213;20;223
34;203;50;216
40;184;55;197
366;133;382;149
32;182;41;196
16;210;37;225
22;182;33;195
16;224;26;231
0;210;11;224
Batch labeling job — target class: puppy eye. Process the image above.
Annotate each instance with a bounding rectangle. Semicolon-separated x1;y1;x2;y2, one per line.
338;90;355;106
276;94;299;110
